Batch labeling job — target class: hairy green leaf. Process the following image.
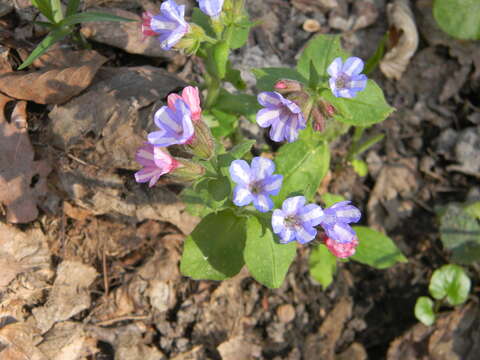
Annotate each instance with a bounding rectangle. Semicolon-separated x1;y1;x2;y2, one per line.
253;67;307;92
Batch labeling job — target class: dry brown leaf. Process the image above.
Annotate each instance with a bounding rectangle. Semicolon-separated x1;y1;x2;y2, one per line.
0;223;51;290
37;322;99;360
380;0;419;80
0;50;107;104
32;261;97;333
80;8;174;59
217;336;262;360
0;96;51;223
0;322;46;360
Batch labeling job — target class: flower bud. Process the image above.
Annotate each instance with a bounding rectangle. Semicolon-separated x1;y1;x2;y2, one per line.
323;235;359;258
287;91;313;122
186;120;214;159
311;105;325;132
174;24;206;54
171;158;206;182
274;79;303;94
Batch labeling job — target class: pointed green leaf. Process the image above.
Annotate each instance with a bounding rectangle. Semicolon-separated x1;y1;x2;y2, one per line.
180;210;246;280
31;0;55;23
274;139;330;205
50;0;64;22
414;297;436;326
308;60;320;89
18;29;70;70
429;264;471;306
244;216;296;288
215;89;260;122
351;226;407;269
253;67;307;92
309;244;337;288
297;34;349;80
66;0;81;17
323;80;394;126
192;8;215;37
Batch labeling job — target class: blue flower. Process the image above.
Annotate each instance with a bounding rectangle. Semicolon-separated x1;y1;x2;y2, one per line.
256;92;306;143
318;201;361;243
198;0;224;18
150;0;189;50
272;196;324;244
148;98;194;147
327;57;367;98
229;157;283;213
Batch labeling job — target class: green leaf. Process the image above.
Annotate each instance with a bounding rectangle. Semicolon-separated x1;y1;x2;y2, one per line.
31;0;55;23
364;33;387;75
351;226;407;269
215;89;260;122
464;201;480;220
191;8;216;37
439;204;480;265
323;80;394;126
50;0;64;22
308;60;320;89
253;67;307;92
274;139;330;206
309;244;337;288
225;61;246;90
180;210;246;280
59;11;135;27
321;193;345;208
297;34;349;80
227;140;255;159
433;0;480;40
351;159;368;177
66;0;81;17
18;28;70;70
204;109;237;138
229;21;251;49
244;216;296;288
414;297;436;326
429;264;471;306
213;40;229;79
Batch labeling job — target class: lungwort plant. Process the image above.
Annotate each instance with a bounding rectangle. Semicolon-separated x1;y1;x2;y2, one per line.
132;0;407;288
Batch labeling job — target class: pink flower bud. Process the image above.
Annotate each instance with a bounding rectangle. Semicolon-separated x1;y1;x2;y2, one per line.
141;12;157;37
323;235;359;259
312;106;325;132
167;86;202;122
274;79;303;94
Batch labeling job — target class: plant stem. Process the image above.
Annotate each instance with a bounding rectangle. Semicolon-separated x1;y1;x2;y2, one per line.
205;75;221;109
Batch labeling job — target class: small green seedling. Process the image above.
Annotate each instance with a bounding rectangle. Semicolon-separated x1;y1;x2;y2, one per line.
19;0;134;69
414;264;471;326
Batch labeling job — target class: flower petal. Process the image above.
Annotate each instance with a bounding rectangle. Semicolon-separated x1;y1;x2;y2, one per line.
256;108;281;128
272;209;285;234
349;74;367;93
198;0;224;17
342;57;364;76
279;227;295;244
233;186;254;206
281;196;306;216
154;106;182;134
253;194;273;212
295;225;317;244
182;86;202;120
298;204;324;226
327;57;343;77
229;160;252;186
324;222;356;244
167;93;183;110
251;157;275;180
261;174;283;196
153;146;175;169
269;113;288;142
257;91;284;108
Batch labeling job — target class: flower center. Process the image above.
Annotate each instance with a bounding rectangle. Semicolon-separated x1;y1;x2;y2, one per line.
285;215;301;229
335;73;350;89
250;181;263;195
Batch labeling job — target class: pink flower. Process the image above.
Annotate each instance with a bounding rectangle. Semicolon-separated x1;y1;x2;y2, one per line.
324;235;359;258
167;86;202;122
134;143;179;187
141;11;158;37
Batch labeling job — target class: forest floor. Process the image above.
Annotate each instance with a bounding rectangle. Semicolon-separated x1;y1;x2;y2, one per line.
0;0;479;359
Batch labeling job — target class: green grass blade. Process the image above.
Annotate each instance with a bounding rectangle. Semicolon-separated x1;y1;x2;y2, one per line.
49;0;64;22
66;0;81;17
60;11;136;27
17;28;70;70
30;0;55;23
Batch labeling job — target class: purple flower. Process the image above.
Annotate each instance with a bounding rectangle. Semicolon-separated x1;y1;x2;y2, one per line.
198;0;224;18
148;98;194;147
327;57;367;98
272;196;324;244
229;157;283;213
149;0;189;50
256;92;306;143
318;201;361;244
134;143;179;187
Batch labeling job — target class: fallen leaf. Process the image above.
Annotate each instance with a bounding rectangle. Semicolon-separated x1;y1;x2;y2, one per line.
0;223;51;290
49;66;185;170
217;336;262;360
0;50;107;104
80;8;174;59
32;261;97;333
37;322;98;360
380;0;419;80
0;96;51;223
0;322;46;360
